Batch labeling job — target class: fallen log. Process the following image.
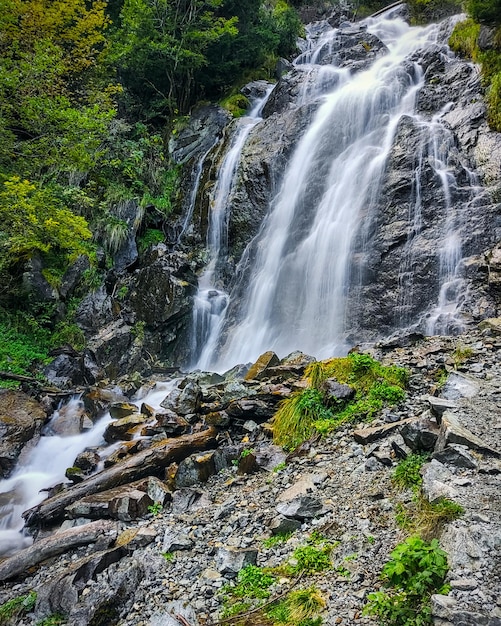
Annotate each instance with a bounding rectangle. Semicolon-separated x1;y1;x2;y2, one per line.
24;426;218;527
0;519;117;582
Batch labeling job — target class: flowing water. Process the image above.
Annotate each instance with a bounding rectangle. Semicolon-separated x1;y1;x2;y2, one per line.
191;89;273;370
197;9;474;371
0;382;175;557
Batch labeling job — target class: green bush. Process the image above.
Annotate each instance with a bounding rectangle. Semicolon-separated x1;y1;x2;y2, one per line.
393;453;430;491
466;0;501;25
364;537;450;626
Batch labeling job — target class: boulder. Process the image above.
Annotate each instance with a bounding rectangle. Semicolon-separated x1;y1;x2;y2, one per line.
276;495;325;520
353;417;415;445
435;412;500;458
432;444;479;470
244;351;280;380
321;379;355;403
109;402;138;419
401;415;440;452
215;547;258;578
174;451;217;488
0;390;46;478
103;413;146;443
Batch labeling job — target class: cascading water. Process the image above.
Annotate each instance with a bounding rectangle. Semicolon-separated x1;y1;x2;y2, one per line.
197;9;477;372
0;382;176;556
191;89;273;370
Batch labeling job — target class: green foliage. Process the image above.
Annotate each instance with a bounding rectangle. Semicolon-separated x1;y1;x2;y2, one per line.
0;591;37;625
35;615;66;626
407;0;462;23
0;321;51;385
226;565;276;599
452;344;473;369
364;536;449;626
286;543;332;575
396;495;464;539
147;501;162;516
273;354;408;449
449;18;501;131
162;551;175;562
392;453;430;491
263;532;294;548
137;228;164;253
466;0;501;24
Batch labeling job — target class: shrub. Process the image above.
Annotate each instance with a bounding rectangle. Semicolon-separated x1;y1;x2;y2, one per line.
393;453;430;491
364;536;450;626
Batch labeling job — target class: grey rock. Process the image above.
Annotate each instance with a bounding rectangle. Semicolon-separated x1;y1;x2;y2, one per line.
269;515;301;535
436;412;500;458
174;452;217;488
427;395;458;420
215;548;258;578
401;415;440;452
59;255;90;299
432;444;479;470
421;459;458;503
163;529;194;552
321;379;355;403
276;495;325;520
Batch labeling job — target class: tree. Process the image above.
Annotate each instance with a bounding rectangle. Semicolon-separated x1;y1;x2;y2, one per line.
466;0;501;25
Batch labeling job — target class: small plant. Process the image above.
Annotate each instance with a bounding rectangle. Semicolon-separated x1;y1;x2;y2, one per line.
137;228;164;253
240;447;254;458
263;532;294;548
367;535;376;544
393;453;430;491
221;564;276;618
35;615;66;626
148;501;162;516
266;586;325;626
364;536;450;626
116;284;129;300
286;543;332;576
452;344;473;369
0;591;37;624
273;462;287;473
396;495;464;539
162;551;175;562
131;320;146;342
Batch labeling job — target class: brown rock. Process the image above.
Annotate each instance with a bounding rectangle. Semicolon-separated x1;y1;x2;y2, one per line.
353;417;415;445
103;413;146;443
244;351;280;381
109;402;138;419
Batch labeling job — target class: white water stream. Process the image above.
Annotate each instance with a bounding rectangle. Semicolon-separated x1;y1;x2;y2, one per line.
196;9;474;371
0;382;175;557
191;89;273;370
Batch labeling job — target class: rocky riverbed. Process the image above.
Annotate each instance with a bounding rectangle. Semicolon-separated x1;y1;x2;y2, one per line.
0;323;500;626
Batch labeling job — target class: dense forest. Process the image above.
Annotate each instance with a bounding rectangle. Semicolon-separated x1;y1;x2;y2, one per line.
0;0;499;384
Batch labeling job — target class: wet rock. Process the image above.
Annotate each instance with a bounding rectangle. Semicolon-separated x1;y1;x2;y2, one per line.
401;415;440;452
43;354;86;389
215;547;258;578
149;411;190;436
276;495;325;520
226;398;275;420
0;390;46;478
109;402;138;420
74;451;100;473
161;380;202;416
103;413;146;443
45;400;89;436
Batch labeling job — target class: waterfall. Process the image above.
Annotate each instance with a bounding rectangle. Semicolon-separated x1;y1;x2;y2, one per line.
195;9;476;372
191;89;273;370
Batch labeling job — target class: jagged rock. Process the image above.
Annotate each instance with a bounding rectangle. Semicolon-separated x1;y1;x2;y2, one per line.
161;380;202;416
76;287;114;335
427;396;458;420
103;413;146;443
276;495;325;520
174;451;217;488
21;254;58;304
436;412;501;458
244;351;280;380
315;28;388;72
236;451;258;475
171;488;210;515
321;379;355;403
66;486;153;521
432;444;479;470
163;529;194;552
487;243;501;290
269;515;301;535
0;390;46;478
353;417;414;445
24;428;217;526
83;385;128;419
148;411;190;436
389;434;412;459
204;410;231;427
59;255;91;299
254;446;287;472
441;372;480;400
401;415;440;452
421;460;458;503
169;104;231;164
215;547;258;578
226;398;275;420
109;402;138;419
43;354;86;389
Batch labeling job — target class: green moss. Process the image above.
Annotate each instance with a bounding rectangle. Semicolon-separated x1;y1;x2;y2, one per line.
0;591;37;624
220;93;251;117
273;353;408;449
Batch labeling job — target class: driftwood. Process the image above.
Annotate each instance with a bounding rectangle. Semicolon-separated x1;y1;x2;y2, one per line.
0;519;117;582
24;427;218;527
